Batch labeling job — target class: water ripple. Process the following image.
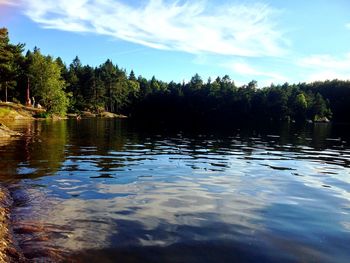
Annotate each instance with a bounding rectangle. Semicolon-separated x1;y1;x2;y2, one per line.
1;120;350;262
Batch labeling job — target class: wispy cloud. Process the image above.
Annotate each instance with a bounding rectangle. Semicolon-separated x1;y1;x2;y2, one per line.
346;23;350;29
298;53;350;70
223;60;288;86
0;0;19;6
16;0;286;57
297;53;350;82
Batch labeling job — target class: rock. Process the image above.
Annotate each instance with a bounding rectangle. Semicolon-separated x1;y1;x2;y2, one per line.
97;112;118;118
0;186;24;263
0;123;21;137
314;117;330;123
66;113;78;118
81;111;96;118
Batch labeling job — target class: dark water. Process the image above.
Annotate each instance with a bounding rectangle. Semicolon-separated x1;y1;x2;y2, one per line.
1;119;350;262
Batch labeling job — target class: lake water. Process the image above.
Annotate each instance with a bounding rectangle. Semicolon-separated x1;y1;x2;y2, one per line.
1;119;350;262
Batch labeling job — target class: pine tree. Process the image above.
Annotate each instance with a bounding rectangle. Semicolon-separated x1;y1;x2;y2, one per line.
0;28;24;102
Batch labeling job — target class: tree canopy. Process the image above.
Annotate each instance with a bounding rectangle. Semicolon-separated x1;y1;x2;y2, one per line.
0;28;24;102
26;48;68;116
1;27;350;123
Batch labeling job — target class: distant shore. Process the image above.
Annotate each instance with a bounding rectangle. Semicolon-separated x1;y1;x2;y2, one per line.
0;102;127;122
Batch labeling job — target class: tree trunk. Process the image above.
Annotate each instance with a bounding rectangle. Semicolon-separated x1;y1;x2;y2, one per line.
5;82;7;103
94;79;97;111
109;83;112;113
26;77;31;106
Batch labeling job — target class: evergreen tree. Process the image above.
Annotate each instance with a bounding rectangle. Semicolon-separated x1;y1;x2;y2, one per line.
0;28;24;102
128;70;136;81
0;27;343;123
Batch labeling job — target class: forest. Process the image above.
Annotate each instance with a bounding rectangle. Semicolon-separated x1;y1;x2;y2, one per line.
1;27;350;124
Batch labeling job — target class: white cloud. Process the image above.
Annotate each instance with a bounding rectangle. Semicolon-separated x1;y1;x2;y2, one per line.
223;61;289;86
297;53;350;82
298;53;350;70
0;0;19;6
346;23;350;29
306;71;349;83
16;0;286;57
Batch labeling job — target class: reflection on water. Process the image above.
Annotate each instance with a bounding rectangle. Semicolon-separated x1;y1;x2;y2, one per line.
1;119;350;262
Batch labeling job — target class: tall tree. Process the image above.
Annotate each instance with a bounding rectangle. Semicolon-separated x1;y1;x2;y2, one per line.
189;73;203;90
27;48;68;116
0;28;24;102
128;70;136;81
292;93;308;120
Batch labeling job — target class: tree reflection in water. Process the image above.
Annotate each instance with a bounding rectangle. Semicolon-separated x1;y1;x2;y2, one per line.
0;119;350;262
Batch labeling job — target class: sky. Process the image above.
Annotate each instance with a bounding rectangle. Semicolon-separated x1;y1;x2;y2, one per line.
0;0;350;86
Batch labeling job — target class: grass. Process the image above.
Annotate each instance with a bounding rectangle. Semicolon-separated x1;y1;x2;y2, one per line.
0;102;45;120
0;108;11;118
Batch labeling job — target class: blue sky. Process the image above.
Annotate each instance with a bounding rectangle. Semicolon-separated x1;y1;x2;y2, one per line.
1;0;350;86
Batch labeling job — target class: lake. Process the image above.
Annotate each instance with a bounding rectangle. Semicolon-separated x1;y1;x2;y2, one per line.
1;119;350;262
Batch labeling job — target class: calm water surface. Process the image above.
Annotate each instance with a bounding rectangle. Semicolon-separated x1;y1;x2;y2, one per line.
1;119;350;262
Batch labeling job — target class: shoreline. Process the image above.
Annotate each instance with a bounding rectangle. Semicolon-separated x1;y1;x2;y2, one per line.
0;120;66;262
0;185;11;263
0;123;22;138
0;124;25;262
0;186;24;263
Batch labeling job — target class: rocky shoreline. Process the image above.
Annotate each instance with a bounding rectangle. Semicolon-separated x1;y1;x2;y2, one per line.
0;186;24;263
0;185;11;263
0;124;25;262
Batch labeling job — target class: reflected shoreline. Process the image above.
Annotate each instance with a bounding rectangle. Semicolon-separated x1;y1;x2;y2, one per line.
0;120;68;262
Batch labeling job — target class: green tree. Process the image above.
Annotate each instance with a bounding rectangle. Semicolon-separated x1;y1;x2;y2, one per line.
0;28;24;102
189;73;203;90
292;93;308;120
100;59;118;112
266;87;288;121
138;76;152;96
128;70;136;81
27;48;68;116
66;56;84;110
150;76;161;93
310;93;331;121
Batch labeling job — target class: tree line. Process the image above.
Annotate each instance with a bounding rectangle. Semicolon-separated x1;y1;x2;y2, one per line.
1;27;349;123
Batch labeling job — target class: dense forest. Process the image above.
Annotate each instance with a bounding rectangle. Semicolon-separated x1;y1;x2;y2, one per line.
1;27;350;123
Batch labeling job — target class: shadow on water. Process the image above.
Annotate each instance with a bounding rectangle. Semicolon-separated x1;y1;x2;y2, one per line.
0;119;350;262
0;120;68;180
67;241;295;263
